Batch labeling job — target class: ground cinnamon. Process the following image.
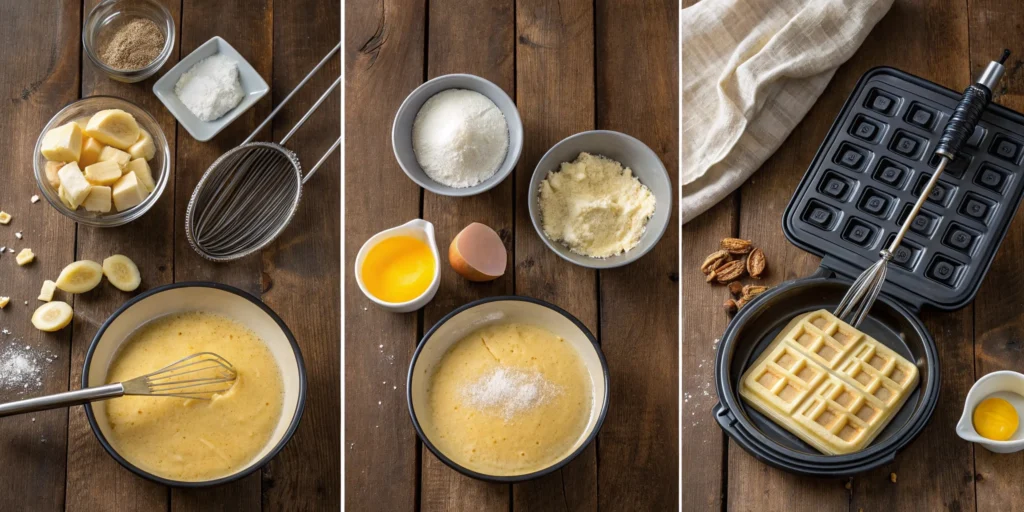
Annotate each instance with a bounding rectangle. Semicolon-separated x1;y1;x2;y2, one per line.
98;18;164;71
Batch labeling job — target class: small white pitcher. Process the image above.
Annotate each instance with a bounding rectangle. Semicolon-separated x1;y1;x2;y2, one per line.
956;370;1024;453
355;219;441;313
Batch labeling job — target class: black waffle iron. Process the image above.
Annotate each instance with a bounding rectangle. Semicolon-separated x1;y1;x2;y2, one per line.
713;60;1024;476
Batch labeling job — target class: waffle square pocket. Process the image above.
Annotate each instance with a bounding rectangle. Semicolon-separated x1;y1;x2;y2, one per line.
740;310;920;455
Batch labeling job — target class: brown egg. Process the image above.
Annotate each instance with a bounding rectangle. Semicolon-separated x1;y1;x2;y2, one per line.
449;222;507;282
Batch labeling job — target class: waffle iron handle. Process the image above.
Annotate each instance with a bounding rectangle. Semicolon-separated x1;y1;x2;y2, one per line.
935;50;1009;161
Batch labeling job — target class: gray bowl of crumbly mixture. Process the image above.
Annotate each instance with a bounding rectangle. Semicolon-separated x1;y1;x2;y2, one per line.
528;131;673;269
392;74;523;197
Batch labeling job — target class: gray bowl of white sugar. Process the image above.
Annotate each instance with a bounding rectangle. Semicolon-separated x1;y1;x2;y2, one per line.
392;74;522;197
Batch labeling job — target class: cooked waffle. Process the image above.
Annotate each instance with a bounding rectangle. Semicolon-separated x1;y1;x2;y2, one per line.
739;309;920;455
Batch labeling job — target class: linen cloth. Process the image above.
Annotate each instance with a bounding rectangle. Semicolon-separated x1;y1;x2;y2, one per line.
681;0;894;223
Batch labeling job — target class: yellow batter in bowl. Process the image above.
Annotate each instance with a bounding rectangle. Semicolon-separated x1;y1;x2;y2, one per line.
104;311;284;482
422;323;594;476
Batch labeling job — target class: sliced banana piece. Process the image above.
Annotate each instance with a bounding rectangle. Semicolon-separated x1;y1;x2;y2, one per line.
55;260;103;293
85;109;140;150
102;254;141;292
31;301;73;332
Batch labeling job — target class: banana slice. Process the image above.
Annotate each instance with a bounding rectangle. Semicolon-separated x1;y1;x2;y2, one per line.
128;129;156;161
31;301;73;332
102;254;141;292
55;260;103;293
84;109;140;150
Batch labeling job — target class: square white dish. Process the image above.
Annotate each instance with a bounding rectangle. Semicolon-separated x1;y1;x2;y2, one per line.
153;36;269;142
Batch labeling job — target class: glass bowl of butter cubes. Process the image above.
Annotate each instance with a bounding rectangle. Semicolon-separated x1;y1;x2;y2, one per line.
34;96;169;227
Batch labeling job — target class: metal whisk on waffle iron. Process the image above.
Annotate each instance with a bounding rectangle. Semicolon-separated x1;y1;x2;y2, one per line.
0;352;238;418
186;42;341;262
835;50;1011;327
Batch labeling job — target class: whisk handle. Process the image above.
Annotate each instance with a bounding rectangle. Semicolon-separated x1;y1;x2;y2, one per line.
0;384;124;418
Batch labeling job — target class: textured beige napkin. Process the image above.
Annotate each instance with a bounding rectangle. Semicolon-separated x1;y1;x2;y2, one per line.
681;0;894;223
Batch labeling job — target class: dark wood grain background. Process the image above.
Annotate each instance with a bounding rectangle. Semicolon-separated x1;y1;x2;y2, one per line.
344;0;679;510
0;1;340;510
682;0;1024;510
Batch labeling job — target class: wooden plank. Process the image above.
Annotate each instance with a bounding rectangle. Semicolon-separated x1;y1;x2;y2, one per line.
594;0;678;509
63;0;180;509
0;1;80;510
511;0;599;510
968;1;1024;510
170;0;273;509
680;194;735;512
343;0;425;510
419;1;514;509
258;0;341;509
846;0;975;510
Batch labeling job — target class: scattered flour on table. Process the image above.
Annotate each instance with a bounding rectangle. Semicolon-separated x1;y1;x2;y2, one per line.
0;339;58;394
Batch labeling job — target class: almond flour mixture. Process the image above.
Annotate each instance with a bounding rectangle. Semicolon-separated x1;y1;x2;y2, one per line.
538;152;656;258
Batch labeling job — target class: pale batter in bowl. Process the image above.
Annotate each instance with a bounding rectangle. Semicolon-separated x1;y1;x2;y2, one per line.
422;323;594;476
104;311;284;482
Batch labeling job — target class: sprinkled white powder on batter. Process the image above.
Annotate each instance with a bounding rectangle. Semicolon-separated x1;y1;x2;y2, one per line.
461;367;560;420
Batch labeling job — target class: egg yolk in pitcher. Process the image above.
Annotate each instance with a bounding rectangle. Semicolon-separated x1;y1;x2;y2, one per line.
361;235;435;303
973;397;1019;441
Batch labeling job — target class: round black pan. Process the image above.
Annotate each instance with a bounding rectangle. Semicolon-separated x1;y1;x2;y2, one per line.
713;275;940;477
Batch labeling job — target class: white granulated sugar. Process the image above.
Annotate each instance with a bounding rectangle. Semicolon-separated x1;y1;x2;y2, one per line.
461;366;560;420
174;53;244;122
412;89;509;188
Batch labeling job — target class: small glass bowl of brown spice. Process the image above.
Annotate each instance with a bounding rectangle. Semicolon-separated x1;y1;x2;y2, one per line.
83;0;175;83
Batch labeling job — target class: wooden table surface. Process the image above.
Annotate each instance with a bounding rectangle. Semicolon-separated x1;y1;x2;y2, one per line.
344;0;678;510
682;0;1024;510
0;1;340;510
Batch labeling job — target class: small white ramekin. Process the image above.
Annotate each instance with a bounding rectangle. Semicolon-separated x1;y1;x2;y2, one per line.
354;219;441;313
956;370;1024;453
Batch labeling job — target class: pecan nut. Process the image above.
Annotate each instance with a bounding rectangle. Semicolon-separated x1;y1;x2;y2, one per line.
747;248;766;278
700;250;732;274
728;281;743;297
741;285;768;301
723;299;738;314
714;259;746;283
721;238;753;254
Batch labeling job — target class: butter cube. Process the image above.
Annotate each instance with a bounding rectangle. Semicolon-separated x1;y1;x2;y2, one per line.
125;158;155;192
57;185;75;209
82;186;112;213
84;160;122;186
38;280;56;302
98;146;131;169
72;116;91;132
16;248;34;266
0;296;8;308
112;172;147;212
40;122;82;162
57;162;92;209
79;137;106;167
0;211;9;224
44;161;64;188
129;129;156;161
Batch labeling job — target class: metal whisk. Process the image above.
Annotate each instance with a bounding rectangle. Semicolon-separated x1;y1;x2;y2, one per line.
835;50;1011;327
186;42;342;262
0;352;237;418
